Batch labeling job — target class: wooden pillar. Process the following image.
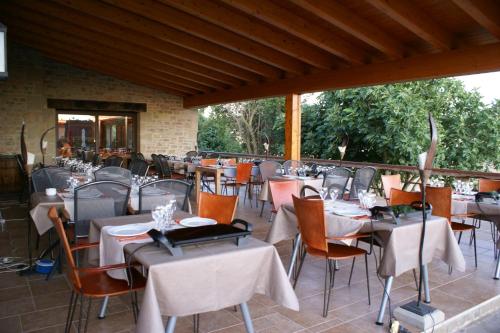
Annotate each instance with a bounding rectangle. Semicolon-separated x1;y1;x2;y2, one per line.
284;93;301;161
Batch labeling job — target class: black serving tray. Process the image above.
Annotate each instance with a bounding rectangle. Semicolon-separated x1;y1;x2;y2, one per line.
165;224;251;247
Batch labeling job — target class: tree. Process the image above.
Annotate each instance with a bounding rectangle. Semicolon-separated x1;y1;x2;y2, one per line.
197;110;242;153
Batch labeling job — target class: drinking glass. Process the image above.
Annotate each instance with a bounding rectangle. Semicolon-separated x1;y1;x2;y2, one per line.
319;187;328;200
152;207;163;230
329;188;339;202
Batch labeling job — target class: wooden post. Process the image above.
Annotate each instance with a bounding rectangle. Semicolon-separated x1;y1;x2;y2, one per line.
284;93;301;161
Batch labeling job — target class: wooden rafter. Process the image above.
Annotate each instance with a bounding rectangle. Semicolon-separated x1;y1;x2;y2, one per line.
49;0;282;79
366;0;453;50
452;0;500;40
7;1;252;85
162;0;337;69
184;42;500;108
103;0;307;75
290;0;405;59
220;0;367;65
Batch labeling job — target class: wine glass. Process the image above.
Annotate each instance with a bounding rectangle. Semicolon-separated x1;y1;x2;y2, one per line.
329;188;339;202
319;187;328;200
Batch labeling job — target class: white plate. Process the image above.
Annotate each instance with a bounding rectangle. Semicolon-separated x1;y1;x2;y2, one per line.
107;224;151;237
179;217;217;227
331;208;368;217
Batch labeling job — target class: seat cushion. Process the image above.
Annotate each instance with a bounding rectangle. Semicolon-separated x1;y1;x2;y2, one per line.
79;268;146;297
451;222;475;232
306;243;367;260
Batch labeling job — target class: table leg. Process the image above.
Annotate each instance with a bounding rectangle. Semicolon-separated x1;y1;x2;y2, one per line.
195;170;201;203
240;302;255;333
422;264;431;303
287;234;301;279
165;316;177;333
494;250;500;280
215;170;222;195
98;296;109;319
375;276;394;325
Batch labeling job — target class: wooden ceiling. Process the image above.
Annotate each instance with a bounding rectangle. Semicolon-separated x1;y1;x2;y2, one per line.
1;0;500;108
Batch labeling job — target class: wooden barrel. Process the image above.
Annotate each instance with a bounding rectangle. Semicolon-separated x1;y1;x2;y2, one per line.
0;154;22;193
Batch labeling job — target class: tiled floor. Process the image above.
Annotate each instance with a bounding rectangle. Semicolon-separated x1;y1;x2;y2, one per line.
0;192;499;333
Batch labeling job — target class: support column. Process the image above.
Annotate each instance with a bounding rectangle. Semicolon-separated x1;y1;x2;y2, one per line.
284;93;301;161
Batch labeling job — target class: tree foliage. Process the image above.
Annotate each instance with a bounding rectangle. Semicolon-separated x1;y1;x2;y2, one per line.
197;78;500;172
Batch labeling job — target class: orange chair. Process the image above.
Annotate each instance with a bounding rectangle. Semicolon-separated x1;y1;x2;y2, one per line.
47;207;146;333
223;163;254;206
292;195;371;317
478;179;500;192
268;180;299;222
389;188;421;206
426;186;477;267
198;192;238;224
381;174;403;201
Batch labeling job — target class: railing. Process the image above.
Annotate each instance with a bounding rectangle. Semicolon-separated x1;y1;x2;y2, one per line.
200;150;500;180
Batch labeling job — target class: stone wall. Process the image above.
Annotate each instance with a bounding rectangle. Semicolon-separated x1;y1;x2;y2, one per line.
0;42;198;163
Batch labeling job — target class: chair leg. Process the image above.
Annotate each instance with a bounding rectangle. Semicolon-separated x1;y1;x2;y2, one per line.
412;269;419;290
193;314;200;333
68;293;79;333
293;251;307;289
473;228;477;268
77;295;85;333
131;291;138;322
259;201;265;217
65;291;76;333
323;259;333;317
84;297;92;333
348;257;356;286
365;254;371;305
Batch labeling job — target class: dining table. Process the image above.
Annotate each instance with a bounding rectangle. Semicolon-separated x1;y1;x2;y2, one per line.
88;213;300;333
258;175;324;203
266;198;466;325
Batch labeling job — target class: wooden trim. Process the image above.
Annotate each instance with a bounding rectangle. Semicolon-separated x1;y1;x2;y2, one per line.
291;0;405;59
184;42;500;107
220;0;367;64
49;100;146;112
3;3;238;88
366;0;453;50
51;0;283;79
452;0;500;40
103;0;307;75
162;0;337;70
284;94;301;161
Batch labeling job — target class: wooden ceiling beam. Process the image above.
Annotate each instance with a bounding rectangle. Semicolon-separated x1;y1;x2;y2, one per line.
452;0;500;40
50;0;283;79
7;1;249;85
290;0;405;59
220;0;367;65
103;0;306;75
10;32;201;96
161;0;337;70
184;42;500;108
366;0;453;50
0;8;227;90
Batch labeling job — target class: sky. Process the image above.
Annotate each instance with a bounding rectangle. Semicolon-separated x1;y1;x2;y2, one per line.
302;71;500;106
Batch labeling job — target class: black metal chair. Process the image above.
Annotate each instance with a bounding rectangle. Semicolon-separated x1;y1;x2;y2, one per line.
104;155;123;167
137;152;146;160
348;167;376;200
94;166;132;185
186;150;198;158
283;160;304;175
15;154;29;203
138;179;192;213
31;168;53;192
129;159;149;177
323;167;351;199
151;154;163;178
82;150;95;163
258;160;282;216
158;155;185;180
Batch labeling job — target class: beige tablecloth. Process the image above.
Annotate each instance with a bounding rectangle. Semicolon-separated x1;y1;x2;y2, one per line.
30;193;65;235
90;214;300;333
266;200;465;278
258;176;324;202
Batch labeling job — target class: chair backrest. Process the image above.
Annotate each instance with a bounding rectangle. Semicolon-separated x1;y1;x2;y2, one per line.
104;155;123;167
292;195;327;254
48;207;81;290
425;186;452;222
389;188;421;206
129;159;149;177
139;179;192;213
31;168;53;192
283;160;304;175
73;181;131;239
323;167;351;197
44;167;71;190
137;152;145;160
349;167;376;199
198;192;238;224
269;180;299;212
478;179;500;192
381;174;403;200
201;159;218;166
158;155;172;178
259;161;281;181
151;154;163;177
235;163;253;183
94;166;132;184
82;150;95;163
185;150;198;158
300;185;320;199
